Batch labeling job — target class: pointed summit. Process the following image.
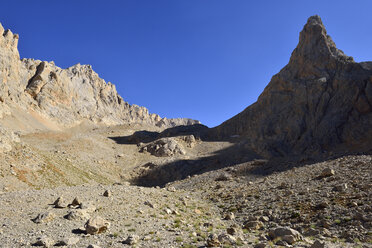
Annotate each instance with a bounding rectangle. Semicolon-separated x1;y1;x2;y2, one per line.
214;15;372;158
289;15;353;66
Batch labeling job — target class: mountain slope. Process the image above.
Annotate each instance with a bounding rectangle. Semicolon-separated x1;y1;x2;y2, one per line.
213;15;372;158
0;23;199;133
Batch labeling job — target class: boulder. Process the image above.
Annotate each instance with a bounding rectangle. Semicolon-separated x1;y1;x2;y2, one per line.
32;211;56;224
33;236;54;247
139;138;186;157
206;233;220;247
218;233;236;245
320;168;335;178
84;216;110;235
53;196;67;208
65;209;90;220
268;227;302;244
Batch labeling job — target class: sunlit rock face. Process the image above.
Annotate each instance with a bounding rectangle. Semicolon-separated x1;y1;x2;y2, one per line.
0;22;199;130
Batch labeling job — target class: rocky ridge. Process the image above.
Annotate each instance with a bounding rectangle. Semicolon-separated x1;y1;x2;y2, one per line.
0;22;199;134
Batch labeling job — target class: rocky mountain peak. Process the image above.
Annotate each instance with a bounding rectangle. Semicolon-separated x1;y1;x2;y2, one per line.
213;15;372;158
285;15;354;80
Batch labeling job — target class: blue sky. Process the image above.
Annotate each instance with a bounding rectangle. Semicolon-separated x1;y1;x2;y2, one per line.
1;1;372;127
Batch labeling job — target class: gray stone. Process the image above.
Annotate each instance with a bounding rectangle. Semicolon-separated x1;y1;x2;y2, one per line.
320;168;335;178
244;221;263;230
268;227;302;243
123;235;139;245
310;240;325;248
55;237;79;246
218;233;236;245
32;212;56;224
206;233;220;247
85;216;110;235
139;138;186;157
69;197;81;207
33;236;53;247
53;196;67;208
65;209;90;220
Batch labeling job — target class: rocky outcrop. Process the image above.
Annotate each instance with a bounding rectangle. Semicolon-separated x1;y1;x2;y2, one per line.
213;16;372;157
139;138;186;157
0;125;20;152
0;23;199;131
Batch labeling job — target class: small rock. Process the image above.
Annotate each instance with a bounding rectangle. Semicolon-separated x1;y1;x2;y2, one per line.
284;190;294;196
278;182;288;189
53;196;67;208
79;202;96;213
165;208;172;214
224;212;235;220
243;221;263;230
227;226;238;235
215;172;232;181
259;216;270;222
32;212;56;224
268;227;302;243
218;233;236;245
103;190;111;197
70;197;81;207
254;243;267;248
320;168;335;178
167;186;176;192
333;183;347;192
310;240;325;248
349;202;358;207
194;208;202;215
206;233;220;247
85;216;110;235
304;228;320;236
144;200;155;208
55;237;79;246
282;234;296;244
314;201;328;210
123;235;139;245
142;235;151;241
275;240;288;246
33;236;53;247
65;209;90;220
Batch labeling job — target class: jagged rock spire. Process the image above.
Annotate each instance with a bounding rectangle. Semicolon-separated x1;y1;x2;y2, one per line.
289;15;353;66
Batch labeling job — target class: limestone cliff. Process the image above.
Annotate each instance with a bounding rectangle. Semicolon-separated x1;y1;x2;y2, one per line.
0;23;199;131
213;16;372;157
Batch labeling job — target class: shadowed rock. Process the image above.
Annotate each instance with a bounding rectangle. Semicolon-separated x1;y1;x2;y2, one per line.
212;15;372;158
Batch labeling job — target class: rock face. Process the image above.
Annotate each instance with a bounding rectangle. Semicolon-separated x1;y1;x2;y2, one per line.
0;23;199;132
213;16;372;157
